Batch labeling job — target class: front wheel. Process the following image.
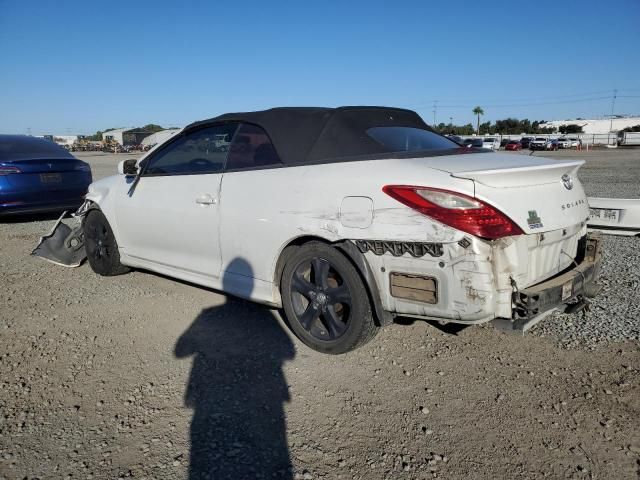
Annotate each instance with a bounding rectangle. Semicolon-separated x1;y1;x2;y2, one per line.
84;210;130;276
280;242;378;354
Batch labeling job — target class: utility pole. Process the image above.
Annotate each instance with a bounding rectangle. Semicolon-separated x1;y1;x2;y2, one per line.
609;89;617;130
608;89;617;145
432;100;438;126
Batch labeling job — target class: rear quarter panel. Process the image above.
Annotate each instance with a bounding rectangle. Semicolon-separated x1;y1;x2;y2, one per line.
219;158;474;302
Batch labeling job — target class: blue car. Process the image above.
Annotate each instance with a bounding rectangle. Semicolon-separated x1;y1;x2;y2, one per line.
0;135;92;216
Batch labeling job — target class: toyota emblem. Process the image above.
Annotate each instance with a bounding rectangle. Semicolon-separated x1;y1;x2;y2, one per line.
561;174;573;190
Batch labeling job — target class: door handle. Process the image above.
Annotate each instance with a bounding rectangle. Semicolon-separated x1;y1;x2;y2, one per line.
195;194;217;205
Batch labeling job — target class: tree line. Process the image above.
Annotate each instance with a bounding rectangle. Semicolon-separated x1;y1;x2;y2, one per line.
433;118;558;135
434;106;583;135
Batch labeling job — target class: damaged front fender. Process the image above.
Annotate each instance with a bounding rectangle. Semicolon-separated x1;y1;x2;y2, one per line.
31;202;89;267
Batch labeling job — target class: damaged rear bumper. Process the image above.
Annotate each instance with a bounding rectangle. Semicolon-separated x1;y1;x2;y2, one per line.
493;232;603;333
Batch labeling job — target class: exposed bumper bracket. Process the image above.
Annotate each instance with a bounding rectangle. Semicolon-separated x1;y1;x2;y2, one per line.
493;232;603;333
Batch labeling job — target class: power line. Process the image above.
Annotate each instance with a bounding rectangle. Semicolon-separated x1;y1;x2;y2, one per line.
453;89;615;103
409;89;640;110
412;96;615;110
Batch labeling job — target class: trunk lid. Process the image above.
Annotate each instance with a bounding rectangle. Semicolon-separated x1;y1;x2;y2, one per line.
420;152;589;234
2;158;92;191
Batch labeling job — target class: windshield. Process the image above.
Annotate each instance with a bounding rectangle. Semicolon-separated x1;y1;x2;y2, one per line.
484;138;496;142
366;127;459;153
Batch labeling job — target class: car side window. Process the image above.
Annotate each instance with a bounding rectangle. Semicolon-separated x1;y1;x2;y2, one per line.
144;124;238;176
225;123;282;171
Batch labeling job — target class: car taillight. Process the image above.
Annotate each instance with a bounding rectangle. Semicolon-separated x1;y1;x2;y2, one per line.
0;166;21;175
382;185;524;240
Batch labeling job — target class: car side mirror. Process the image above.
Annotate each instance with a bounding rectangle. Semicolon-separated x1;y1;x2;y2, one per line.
118;159;138;176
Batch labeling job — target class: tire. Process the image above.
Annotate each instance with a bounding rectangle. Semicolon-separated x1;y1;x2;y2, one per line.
280;242;378;354
84;210;130;276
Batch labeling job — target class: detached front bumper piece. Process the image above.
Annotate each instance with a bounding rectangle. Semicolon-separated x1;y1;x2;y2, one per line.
31;203;88;267
494;232;603;333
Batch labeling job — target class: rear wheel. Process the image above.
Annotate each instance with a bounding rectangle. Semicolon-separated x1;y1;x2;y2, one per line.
280;242;378;354
84;210;130;276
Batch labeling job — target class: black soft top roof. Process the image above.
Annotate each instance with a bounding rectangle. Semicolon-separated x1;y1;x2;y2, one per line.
185;106;434;165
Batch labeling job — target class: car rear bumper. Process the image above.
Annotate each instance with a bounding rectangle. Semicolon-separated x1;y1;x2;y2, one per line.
493;232;603;332
587;197;640;237
356;227;602;332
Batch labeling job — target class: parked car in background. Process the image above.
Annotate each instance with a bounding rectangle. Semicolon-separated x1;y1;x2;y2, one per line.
568;138;581;148
482;137;500;150
500;138;510;148
557;138;571;149
445;134;463;145
520;137;534;149
463;138;484;148
0;135;92;216
530;137;550;151
34;106;602;354
504;140;522;151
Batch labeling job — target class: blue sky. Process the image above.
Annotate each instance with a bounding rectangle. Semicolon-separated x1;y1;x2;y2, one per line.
1;0;639;135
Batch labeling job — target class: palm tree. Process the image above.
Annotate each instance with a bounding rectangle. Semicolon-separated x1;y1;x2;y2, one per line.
472;106;484;134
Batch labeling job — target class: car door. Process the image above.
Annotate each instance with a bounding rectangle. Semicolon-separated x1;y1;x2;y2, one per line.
218;123;285;299
114;123;239;282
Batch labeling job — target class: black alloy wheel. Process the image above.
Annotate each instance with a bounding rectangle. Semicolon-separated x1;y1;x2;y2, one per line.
290;256;351;341
281;242;378;354
84;210;130;276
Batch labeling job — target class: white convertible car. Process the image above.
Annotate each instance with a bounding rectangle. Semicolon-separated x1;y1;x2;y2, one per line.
34;107;603;353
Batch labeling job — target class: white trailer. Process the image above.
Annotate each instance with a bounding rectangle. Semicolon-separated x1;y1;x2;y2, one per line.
617;131;640;146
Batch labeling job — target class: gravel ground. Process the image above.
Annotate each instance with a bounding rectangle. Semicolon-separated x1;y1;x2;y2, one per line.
512;147;640;347
1;150;639;480
571;148;640;199
531;234;640;348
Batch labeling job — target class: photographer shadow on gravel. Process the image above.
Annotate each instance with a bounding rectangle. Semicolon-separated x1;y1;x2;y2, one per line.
174;258;295;480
